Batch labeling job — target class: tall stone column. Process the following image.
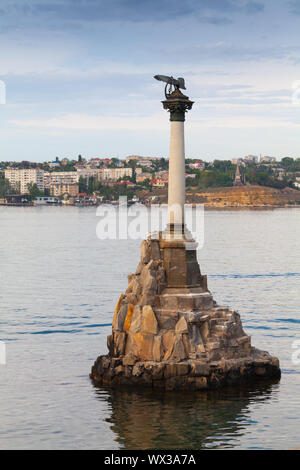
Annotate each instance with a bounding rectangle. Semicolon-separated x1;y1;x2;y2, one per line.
162;89;194;233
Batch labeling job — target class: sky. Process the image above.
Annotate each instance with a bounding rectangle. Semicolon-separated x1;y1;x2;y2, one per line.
1;0;300;162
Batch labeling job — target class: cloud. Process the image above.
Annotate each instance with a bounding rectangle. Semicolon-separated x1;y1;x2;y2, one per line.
0;0;265;25
163;41;294;63
10;107;299;133
9;112;168;132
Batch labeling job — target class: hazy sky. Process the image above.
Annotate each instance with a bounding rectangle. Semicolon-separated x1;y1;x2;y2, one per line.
1;0;300;161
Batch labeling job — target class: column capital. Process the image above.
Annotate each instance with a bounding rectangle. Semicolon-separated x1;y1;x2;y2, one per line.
162;88;194;122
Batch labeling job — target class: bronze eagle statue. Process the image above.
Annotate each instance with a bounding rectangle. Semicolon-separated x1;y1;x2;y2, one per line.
154;75;186;98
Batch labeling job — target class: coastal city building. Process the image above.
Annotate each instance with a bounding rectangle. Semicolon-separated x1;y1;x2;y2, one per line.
4;168;44;194
44;171;78;189
48;160;61;168
101;167;142;181
188;160;205;171
244;155;259;164
125;155;160;168
50;183;79;197
136;172;152;183
76;168;102;181
231;158;244;165
261;156;276;163
150;178;168;188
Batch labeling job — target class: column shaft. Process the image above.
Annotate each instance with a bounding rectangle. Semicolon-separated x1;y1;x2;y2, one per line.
168;121;185;226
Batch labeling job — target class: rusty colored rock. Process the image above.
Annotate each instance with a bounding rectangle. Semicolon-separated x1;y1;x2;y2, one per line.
132;332;154;361
129;306;142;334
124;304;134;331
112;294;124;329
141;305;158;335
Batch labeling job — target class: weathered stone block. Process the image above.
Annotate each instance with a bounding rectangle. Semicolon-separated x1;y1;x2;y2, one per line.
205;341;220;351
175;316;188;334
142;305;158;335
132;332;154;361
156;310;178;329
200;321;210;342
164;364;177;379
153;335;163;362
178;296;195;312
114;365;124;376
132;362;144;377
126;293;137;305
140;240;151;264
122;353;136;366
107;335;113;356
236;335;250;345
162;331;175;361
135;261;143;275
113;331;126;357
150;241;161;260
176;362;190;376
160;294;178;310
151;363;165;380
191;362;210;376
171;334;187;361
113;303;128;331
129;306;142;334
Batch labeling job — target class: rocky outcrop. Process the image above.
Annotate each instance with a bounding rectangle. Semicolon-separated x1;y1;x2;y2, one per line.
91;238;281;390
186;185;300;208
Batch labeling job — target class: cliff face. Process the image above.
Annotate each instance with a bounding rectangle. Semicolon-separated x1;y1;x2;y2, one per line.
186;185;300;207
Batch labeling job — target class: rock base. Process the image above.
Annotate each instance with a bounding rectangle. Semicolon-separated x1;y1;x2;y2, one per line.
90;348;280;391
91;235;281;390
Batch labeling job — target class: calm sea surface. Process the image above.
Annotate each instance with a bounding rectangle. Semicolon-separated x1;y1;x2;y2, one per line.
0;206;299;450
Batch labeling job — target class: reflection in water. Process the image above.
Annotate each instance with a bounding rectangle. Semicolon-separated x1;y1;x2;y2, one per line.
94;381;280;449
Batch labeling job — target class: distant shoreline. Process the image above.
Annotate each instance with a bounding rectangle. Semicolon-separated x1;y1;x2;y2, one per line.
1;202;299;210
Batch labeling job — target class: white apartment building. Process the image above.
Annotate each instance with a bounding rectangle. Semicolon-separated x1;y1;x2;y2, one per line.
101;168;133;181
43;171;78;189
5;168;44;194
98;167;142;181
125;155;160;168
76;168;103;181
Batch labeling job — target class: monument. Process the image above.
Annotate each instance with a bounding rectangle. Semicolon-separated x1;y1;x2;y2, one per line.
233;163;243;186
90;76;281;390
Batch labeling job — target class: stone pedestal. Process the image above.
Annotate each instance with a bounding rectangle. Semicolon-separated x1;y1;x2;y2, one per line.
90;238;281;390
